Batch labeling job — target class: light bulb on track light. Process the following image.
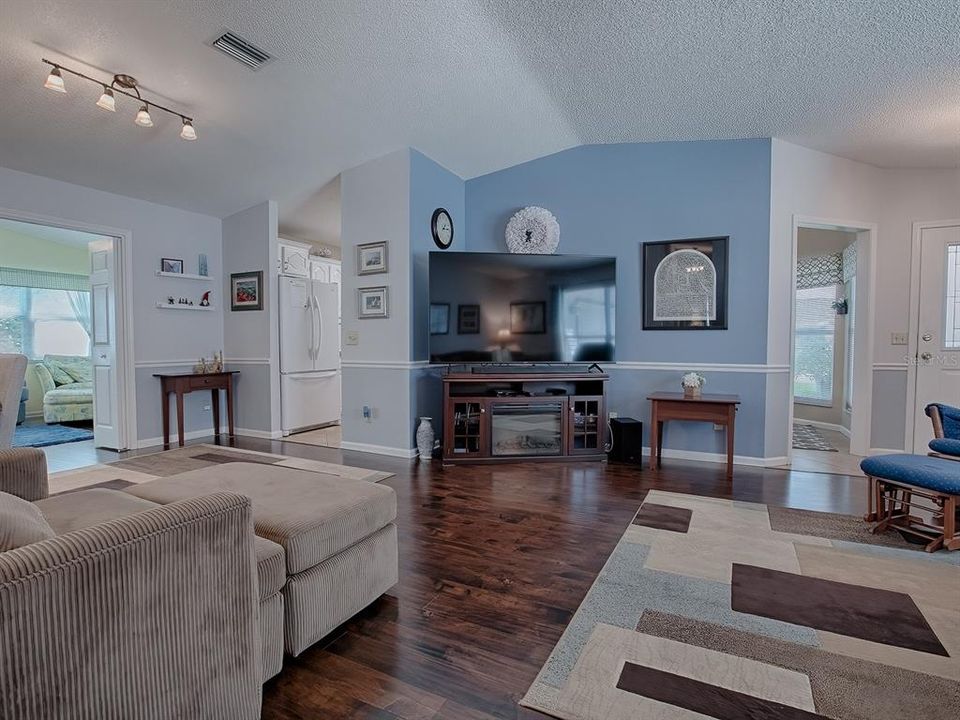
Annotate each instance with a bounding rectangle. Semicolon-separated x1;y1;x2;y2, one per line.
96;87;116;112
44;66;66;93
135;104;153;127
179;118;197;141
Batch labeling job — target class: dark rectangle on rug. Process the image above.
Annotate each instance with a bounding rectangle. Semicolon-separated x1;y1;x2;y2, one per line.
191;452;281;465
632;503;692;533
616;662;827;719
731;563;948;656
54;479;135;496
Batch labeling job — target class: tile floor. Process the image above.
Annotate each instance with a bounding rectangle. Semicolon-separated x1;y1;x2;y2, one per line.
786;426;866;476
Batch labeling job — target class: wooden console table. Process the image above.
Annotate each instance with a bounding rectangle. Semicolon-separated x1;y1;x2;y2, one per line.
155;371;238;449
648;392;741;478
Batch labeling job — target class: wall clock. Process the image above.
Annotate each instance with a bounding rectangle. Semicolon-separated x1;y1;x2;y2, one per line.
505;206;560;254
431;208;454;249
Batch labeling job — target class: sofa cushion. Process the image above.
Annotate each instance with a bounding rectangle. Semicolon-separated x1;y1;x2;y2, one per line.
36;488;160;534
255;537;286;600
43;359;75;386
0;490;56;551
43;383;93;405
126;462;398;574
860;454;960;495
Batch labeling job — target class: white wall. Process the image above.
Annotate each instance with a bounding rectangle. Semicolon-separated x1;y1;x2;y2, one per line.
0;165;223;446
768;140;960;454
339;149;414;454
222;201;281;437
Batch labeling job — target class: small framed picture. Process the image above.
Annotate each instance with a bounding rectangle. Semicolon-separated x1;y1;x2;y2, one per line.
357;241;388;275
358;286;389;319
458;304;480;334
161;258;184;274
230;271;263;311
510;301;546;334
198;253;208;277
430;303;450;335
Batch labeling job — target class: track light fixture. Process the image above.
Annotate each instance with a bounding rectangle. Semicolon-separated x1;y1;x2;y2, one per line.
41;58;197;141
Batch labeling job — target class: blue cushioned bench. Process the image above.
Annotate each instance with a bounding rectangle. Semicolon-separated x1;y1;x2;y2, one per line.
860;454;960;552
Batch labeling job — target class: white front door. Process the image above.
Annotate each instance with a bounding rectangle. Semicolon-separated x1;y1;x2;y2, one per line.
912;223;960;452
88;239;121;450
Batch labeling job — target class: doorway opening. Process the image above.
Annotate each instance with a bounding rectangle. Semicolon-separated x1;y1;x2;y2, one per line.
0;212;133;457
906;219;960;453
787;217;876;474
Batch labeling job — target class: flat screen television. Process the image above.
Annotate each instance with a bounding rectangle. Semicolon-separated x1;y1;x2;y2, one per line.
428;252;616;364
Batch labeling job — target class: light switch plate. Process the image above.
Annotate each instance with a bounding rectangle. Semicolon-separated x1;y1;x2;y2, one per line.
345;331;359;346
890;332;908;346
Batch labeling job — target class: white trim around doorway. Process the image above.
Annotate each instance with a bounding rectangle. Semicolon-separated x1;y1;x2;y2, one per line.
787;214;877;462
0;206;136;451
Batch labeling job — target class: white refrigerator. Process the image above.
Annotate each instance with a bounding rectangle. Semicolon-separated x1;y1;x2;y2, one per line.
279;275;341;435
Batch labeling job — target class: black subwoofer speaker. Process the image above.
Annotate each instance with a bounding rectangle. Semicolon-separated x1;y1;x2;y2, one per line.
608;417;643;464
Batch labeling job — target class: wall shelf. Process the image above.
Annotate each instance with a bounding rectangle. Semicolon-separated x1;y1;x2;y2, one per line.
156;270;212;281
156;303;214;312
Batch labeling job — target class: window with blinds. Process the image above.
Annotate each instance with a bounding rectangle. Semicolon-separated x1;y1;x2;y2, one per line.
794;284;838;404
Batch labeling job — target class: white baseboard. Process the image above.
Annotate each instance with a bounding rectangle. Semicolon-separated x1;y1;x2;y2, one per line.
867;447;904;455
794;419;851;438
340;440;417;459
643;446;790;468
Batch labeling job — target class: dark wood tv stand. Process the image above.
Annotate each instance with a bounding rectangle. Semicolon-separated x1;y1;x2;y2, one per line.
441;367;609;465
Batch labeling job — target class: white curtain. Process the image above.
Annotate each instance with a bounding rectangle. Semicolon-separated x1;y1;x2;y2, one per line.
67;291;92;339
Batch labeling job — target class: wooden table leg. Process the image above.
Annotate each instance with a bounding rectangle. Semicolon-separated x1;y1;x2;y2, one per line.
726;405;736;478
161;386;170;450
226;380;235;438
175;390;185;448
648;402;659;471
211;388;221;440
656;421;664;468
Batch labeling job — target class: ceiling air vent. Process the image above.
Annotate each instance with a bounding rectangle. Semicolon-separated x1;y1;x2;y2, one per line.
211;31;272;70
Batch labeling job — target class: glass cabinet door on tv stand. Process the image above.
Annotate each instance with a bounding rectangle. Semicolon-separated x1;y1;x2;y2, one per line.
448;400;486;457
569;396;604;454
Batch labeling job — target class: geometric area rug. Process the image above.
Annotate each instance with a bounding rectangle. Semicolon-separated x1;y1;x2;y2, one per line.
47;443;394;496
520;491;960;720
793;423;837;451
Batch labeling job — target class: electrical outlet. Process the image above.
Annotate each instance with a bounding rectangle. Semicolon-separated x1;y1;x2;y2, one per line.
608;411;619;419
890;332;908;346
345;331;359;346
713;423;723;431
362;405;372;422
203;404;210;411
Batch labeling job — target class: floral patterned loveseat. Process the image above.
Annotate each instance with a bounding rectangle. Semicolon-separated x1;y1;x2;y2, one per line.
32;354;93;424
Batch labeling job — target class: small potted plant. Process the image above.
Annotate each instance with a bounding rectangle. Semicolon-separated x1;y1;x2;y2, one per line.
681;372;705;399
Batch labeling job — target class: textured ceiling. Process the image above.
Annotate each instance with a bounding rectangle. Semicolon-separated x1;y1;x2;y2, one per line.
0;0;957;242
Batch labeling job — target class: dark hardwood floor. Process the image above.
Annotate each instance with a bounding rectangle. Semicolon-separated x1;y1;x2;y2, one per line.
55;435;867;719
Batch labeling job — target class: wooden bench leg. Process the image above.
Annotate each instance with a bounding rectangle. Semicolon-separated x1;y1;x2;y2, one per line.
864;475;878;522
944;495;958;551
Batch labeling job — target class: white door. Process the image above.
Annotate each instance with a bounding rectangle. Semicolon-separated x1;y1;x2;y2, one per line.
312;281;340;371
912;223;960;451
89;239;121;450
279;277;314;374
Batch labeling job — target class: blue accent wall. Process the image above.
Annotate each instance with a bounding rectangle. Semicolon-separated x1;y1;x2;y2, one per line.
464;139;776;459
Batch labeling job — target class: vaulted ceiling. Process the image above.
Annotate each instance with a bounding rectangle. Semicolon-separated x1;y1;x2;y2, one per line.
1;0;957;242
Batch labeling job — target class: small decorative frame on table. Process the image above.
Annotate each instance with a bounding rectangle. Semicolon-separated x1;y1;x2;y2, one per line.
358;286;389;319
457;304;480;334
430;303;450;335
510;301;546;334
230;271;263;311
642;236;729;330
357;241;388;275
161;257;184;274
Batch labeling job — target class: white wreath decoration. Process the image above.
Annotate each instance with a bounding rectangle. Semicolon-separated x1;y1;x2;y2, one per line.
505;206;560;254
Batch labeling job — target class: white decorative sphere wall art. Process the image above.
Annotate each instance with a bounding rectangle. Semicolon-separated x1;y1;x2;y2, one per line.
505;206;560;254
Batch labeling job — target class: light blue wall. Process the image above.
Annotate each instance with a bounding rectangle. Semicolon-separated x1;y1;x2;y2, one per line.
463;139;776;458
410;149;466;362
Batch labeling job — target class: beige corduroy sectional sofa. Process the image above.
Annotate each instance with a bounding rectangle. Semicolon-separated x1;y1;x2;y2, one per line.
0;448;399;720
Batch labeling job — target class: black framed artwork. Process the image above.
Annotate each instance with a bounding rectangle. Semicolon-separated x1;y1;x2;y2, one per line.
510;301;546;334
457;304;480;334
642;236;728;330
430;303;450;335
